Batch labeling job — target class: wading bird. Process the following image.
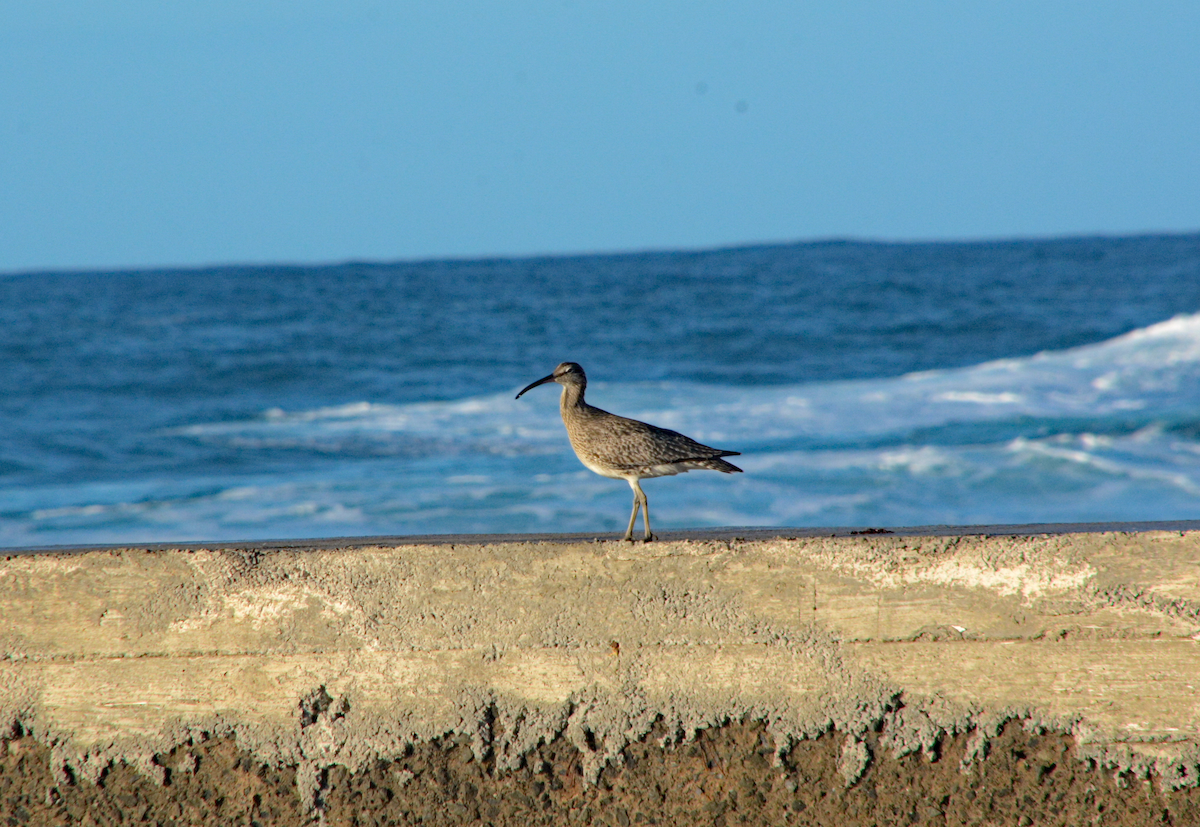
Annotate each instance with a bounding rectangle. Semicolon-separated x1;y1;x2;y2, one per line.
516;362;742;541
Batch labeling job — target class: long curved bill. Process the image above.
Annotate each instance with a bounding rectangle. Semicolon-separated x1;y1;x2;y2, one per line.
516;373;556;399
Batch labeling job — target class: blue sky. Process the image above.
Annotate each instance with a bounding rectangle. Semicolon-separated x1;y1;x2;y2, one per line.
2;2;1198;271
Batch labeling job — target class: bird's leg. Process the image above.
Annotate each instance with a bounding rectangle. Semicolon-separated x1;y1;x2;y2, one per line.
632;479;655;542
623;487;641;542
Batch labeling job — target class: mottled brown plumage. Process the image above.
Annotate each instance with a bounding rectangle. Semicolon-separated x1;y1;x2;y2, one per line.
516;362;742;541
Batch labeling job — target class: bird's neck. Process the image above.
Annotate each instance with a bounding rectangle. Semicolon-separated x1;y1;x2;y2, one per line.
559;382;585;413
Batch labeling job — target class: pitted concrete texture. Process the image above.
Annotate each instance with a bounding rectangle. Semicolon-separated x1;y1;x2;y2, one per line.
3;530;1200;804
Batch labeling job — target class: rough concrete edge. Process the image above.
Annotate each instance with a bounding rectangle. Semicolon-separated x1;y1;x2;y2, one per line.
6;684;1200;814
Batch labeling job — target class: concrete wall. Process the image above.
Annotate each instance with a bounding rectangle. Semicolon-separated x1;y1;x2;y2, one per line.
3;529;1200;799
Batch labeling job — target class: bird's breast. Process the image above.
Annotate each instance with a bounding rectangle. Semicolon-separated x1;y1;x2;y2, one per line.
575;453;629;480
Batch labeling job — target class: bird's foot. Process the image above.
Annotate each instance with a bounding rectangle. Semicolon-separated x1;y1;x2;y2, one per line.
622;533;635;542
643;533;657;543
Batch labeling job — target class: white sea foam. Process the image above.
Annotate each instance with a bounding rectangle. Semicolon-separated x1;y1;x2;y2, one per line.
164;314;1200;458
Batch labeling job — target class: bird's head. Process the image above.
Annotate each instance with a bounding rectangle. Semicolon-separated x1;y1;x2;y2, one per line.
516;362;587;398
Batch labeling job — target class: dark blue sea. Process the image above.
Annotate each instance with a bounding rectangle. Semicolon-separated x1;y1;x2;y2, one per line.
3;233;1200;547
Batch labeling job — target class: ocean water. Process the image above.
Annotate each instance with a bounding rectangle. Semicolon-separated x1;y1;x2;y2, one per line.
2;233;1199;547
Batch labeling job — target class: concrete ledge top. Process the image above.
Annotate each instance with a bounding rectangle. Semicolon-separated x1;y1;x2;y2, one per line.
7;519;1200;556
3;525;1200;790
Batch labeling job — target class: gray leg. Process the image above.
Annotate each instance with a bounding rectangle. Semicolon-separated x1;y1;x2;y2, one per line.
623;485;641;542
632;479;655;542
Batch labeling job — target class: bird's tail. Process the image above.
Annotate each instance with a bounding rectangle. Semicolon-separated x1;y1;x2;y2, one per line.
693;454;743;473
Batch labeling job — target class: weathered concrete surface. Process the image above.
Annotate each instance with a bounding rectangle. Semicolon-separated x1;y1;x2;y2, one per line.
3;529;1200;799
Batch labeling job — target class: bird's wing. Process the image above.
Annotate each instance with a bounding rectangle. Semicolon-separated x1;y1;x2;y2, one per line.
578;414;735;470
